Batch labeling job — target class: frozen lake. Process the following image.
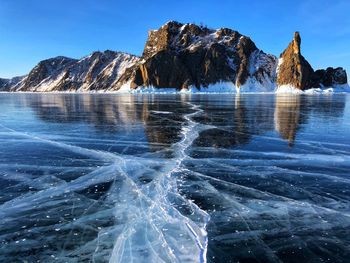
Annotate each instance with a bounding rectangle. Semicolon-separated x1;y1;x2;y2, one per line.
0;93;350;263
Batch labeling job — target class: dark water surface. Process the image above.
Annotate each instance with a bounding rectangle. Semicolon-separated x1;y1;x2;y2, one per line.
0;93;349;263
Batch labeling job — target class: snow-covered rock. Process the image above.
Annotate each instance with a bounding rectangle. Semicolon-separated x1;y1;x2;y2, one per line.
0;76;26;91
8;51;139;92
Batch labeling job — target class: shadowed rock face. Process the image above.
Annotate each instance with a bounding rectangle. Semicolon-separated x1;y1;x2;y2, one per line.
311;67;348;88
133;51;193;89
277;32;347;90
116;21;277;90
0;78;8;90
0;76;26;91
235;37;258;87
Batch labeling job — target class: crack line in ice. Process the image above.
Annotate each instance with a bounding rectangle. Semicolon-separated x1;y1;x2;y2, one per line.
186;164;350;218
0;103;212;263
107;102;211;263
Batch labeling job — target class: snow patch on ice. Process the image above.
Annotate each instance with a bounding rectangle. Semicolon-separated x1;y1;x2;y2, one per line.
116;81;350;95
129;86;180;94
189;82;237;93
277;84;350;94
238;77;276;93
117;82;237;94
304;84;350;94
276;85;303;94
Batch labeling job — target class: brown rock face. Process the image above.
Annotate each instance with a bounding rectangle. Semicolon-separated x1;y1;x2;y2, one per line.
277;32;314;90
277;32;348;90
133;51;192;89
116;21;276;90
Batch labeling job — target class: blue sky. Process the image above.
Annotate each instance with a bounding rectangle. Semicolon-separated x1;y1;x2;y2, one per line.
0;0;349;78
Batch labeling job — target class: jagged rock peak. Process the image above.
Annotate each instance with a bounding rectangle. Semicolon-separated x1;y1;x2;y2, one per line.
277;32;348;90
277;32;314;90
142;21;243;59
280;32;301;58
293;31;301;54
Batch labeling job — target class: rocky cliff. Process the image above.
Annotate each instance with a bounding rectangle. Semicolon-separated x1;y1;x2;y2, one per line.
277;32;314;90
0;21;347;92
277;32;347;91
116;21;277;91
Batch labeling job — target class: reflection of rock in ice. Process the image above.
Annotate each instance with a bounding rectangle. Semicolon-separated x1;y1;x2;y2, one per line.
274;94;347;146
22;94;187;151
22;93;144;127
274;94;301;146
179;95;350;263
194;94;275;148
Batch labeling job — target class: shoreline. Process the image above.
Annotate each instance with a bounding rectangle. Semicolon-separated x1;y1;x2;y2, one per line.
0;90;349;95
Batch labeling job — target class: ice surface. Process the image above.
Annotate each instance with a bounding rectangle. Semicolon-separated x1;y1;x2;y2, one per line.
0;93;350;262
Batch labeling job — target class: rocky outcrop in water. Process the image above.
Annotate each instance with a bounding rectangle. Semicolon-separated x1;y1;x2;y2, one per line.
311;67;348;88
116;21;277;91
277;32;347;90
277;32;314;90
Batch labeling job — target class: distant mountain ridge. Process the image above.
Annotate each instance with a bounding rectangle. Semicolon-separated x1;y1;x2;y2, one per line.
2;51;139;92
0;21;348;92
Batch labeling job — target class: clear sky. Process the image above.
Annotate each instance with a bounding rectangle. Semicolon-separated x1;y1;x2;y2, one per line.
0;0;349;78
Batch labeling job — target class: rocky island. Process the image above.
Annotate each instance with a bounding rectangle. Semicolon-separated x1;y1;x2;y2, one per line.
0;21;348;93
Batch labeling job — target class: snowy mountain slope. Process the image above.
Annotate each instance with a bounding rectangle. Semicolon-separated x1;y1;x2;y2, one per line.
0;76;26;91
5;51;139;92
